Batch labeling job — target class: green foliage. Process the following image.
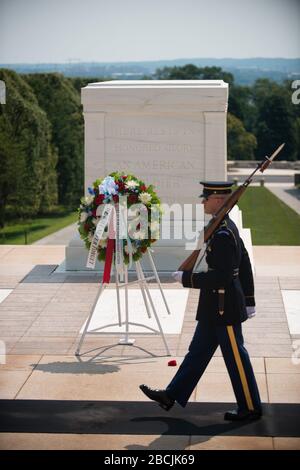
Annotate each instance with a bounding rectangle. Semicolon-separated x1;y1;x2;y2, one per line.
153;65;300;160
252;79;297;160
227;113;257;160
238;187;300;245
68;76;109;93
0;69;58;228
228;84;256;130
1;66;299;234
23;73;84;206
0;208;77;244
155;64;234;84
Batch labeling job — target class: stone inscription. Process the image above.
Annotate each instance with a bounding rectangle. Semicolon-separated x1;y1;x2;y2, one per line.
107;159;196;171
104;116;204;204
110;126;202;137
112;142;192;153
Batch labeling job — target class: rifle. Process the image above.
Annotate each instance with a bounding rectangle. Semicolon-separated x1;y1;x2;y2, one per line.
178;143;285;271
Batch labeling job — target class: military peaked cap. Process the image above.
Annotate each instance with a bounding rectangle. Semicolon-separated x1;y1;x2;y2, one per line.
199;181;234;198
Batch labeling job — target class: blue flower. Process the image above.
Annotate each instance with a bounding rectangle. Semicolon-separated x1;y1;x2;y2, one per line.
99;176;118;196
88;187;94;195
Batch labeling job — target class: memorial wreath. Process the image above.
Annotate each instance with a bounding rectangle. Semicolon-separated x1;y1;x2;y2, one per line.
78;172;161;271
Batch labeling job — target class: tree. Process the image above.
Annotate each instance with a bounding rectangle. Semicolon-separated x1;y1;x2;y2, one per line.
0;69;58;227
228;85;256;131
24;73;84;207
68;76;108;93
284;79;300;160
0;118;27;227
227;113;257;160
252;79;297;160
155;65;234;84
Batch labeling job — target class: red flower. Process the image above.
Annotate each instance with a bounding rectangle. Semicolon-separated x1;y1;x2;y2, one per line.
128;194;138;204
116;181;125;192
84;223;90;232
92;209;97;217
122;175;127;180
113;194;119;203
168;360;177;367
140;184;147;191
141;246;147;253
95;194;105;205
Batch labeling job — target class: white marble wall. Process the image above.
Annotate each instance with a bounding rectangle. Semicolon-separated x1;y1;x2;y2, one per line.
82;80;228;206
66;80;233;271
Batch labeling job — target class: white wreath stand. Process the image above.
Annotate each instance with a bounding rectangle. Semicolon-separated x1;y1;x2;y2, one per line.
75;249;172;357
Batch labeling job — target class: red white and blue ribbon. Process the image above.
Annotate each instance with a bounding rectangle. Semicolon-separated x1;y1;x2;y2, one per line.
86;204;114;270
86;201;135;283
102;212;115;284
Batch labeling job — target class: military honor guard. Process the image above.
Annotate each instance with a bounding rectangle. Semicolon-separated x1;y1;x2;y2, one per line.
140;181;262;421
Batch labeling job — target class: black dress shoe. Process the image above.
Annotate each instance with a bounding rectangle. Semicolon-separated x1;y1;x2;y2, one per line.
224;409;262;422
139;384;175;411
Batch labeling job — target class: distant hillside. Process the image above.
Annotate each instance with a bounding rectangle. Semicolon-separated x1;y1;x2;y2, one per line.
1;57;300;84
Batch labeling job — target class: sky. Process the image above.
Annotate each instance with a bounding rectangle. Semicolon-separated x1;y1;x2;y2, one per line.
0;0;299;64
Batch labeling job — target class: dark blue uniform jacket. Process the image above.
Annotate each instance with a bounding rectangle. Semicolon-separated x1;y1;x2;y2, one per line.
182;216;255;325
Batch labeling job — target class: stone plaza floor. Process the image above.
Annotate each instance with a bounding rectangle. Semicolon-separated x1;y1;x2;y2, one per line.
0;245;300;450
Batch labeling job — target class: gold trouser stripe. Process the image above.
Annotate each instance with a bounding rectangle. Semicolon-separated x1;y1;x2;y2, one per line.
227;326;254;411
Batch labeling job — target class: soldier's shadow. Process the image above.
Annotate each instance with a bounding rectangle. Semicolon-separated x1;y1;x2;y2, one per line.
126;416;249;450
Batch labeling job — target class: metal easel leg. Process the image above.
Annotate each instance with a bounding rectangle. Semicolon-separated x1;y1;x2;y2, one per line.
147;249;172;316
118;266;135;345
114;265;122;327
75;281;107;356
136;260;171;356
76;253;172;356
135;261;152;319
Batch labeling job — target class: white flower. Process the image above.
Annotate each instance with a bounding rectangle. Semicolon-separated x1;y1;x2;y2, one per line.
132;231;147;240
124;244;137;254
139;192;152;204
126;180;139;189
151;230;160;240
99;238;108;248
95;205;104;217
150;221;160;239
150;221;160;231
84;195;94;205
80;212;88;223
99;176;118;196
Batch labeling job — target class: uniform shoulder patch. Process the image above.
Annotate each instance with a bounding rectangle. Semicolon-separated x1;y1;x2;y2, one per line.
216;230;230;236
216;220;229;235
214;225;237;246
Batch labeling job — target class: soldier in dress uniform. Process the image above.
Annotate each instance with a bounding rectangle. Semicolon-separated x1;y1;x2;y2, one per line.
140;181;262;421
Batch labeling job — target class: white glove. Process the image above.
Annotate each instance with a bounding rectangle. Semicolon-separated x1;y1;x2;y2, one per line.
246;306;256;319
172;271;183;283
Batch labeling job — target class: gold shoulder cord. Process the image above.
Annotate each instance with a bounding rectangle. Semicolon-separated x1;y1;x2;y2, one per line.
226;227;238;247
